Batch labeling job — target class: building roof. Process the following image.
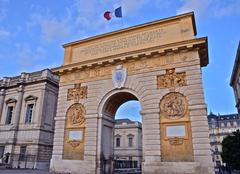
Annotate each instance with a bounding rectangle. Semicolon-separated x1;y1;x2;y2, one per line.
0;69;59;89
115;119;135;125
208;113;240;122
230;41;240;86
115;119;142;129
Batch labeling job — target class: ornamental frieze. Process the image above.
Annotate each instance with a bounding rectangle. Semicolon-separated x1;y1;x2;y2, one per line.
60;53;191;83
157;68;186;89
67;140;81;149
169;137;184;145
67;83;87;102
160;92;188;119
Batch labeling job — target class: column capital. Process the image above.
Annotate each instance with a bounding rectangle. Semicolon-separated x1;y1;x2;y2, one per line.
17;85;24;92
0;89;5;96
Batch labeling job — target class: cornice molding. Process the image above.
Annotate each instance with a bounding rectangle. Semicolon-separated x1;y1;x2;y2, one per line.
52;37;208;75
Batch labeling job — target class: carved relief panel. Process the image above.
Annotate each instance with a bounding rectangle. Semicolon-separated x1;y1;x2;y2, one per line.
157;68;186;89
67;83;87;102
160;92;193;162
63;103;86;160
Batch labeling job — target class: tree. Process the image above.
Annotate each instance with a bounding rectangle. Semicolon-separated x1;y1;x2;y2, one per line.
221;129;240;170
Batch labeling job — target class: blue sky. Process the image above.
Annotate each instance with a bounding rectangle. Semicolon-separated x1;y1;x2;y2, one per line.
0;0;240;119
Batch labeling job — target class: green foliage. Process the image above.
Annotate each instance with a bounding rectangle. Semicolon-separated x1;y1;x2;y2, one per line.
221;129;240;170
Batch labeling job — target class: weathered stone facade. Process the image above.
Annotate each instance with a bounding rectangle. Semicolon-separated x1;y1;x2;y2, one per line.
0;69;59;169
50;12;214;174
208;113;240;167
230;41;240;114
114;119;142;168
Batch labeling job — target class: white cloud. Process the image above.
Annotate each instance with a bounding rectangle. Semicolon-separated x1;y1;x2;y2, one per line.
0;29;10;39
177;0;211;17
15;43;46;68
0;8;7;21
120;0;149;16
177;0;240;19
26;0;154;44
28;13;72;43
212;0;240;17
0;0;9;21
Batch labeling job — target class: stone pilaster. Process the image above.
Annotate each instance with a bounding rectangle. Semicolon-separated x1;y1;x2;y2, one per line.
9;84;24;165
0;89;6;122
13;85;24;126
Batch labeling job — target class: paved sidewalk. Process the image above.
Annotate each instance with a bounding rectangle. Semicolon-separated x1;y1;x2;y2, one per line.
0;169;50;174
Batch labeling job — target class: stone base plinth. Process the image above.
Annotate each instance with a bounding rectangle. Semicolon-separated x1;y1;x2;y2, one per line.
50;157;96;174
142;162;214;174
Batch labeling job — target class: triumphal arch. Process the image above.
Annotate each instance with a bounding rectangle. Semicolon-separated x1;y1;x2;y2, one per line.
50;12;214;174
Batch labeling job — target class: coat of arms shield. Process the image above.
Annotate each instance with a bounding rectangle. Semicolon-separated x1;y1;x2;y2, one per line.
112;65;127;89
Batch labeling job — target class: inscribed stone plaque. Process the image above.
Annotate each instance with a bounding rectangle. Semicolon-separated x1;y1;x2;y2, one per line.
166;125;186;137
69;130;83;141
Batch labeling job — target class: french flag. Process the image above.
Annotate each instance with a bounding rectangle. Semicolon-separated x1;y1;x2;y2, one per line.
104;7;122;21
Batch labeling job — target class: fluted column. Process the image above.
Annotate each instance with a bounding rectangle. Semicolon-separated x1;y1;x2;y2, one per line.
0;89;6;123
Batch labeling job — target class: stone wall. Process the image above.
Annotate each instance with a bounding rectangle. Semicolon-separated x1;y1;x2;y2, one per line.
0;69;59;170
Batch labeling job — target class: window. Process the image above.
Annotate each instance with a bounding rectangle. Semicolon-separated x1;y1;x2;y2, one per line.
128;137;133;147
25;104;34;123
5;106;13;124
116;137;120;147
227;122;231;127
211;123;216;128
221;122;225;128
19;146;26;161
0;146;4;158
233;121;238;127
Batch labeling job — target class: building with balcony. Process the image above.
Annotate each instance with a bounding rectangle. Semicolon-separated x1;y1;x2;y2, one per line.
208;113;240;167
0;69;59;169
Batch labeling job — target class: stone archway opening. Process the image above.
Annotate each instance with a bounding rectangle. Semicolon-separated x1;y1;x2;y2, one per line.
101;92;142;174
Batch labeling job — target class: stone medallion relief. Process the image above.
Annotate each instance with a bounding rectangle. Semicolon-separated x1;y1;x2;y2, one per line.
160;92;187;120
67;103;86;126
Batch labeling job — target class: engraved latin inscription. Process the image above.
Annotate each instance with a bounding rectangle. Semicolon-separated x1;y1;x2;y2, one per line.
76;29;165;57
